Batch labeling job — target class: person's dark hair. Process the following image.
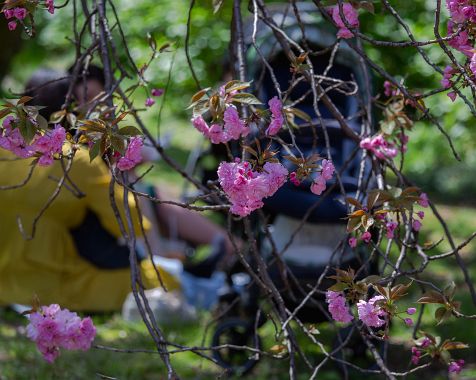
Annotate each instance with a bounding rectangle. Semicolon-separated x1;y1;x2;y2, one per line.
24;69;69;120
68;63;105;87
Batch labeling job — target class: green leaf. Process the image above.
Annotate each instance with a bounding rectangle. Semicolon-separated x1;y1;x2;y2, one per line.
346;216;362;232
19;119;37;143
78;120;107;133
287;107;312;123
50;110;66;124
66;113;77;128
366;190;380;209
190;88;210;104
328;282;347;292
361;275;382;284
118;126;142;136
225;81;252;93
417;290;445;304
89;140;101;162
36;115;48;131
388;187;403;198
231;93;262;105
111;135;126;155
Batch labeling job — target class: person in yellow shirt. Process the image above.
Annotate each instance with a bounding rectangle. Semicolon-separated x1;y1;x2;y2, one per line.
0;70;178;311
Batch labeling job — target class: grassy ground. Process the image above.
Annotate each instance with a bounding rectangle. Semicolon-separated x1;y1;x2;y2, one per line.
1;201;475;379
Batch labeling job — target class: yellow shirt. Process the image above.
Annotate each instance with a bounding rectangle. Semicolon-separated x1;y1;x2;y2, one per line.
0;147;178;311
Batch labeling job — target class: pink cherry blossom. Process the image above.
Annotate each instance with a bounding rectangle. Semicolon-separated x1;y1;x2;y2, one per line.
145;98;155;107
8;21;17;31
321;159;335;180
386;221;398;239
412;220;422;231
448;359;465;374
411;347;421;365
330;3;359;39
207;124;226;144
447;91;457;102
117;137;143;171
310;175;326;195
0;117;35;158
46;0;55;14
383;81;397;97
289;171;300;186
217;160;288;216
266;96;284;136
360;135;398;160
32;124;66;166
192;115;210;135
151;88;164;97
361;231;372;244
447;20;473;57
420;337;431;348
26;304;96;363
357;295;386;328
441;65;456;89
3;9;15;19
418;193;429;207
470;53;476;77
325;291;354;323
192;108;248;144
348;237;357;248
223;106;249;140
13;7;27;20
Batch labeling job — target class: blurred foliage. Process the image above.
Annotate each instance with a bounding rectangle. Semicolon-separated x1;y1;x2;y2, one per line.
1;0;475;201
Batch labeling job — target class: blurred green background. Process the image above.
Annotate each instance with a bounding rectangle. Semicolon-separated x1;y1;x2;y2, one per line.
1;0;476;379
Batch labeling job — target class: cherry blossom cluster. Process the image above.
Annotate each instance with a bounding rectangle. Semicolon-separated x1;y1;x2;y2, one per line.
411;336;465;374
448;359;466;374
328;3;359;39
26;304;96;363
326;291;418;329
441;66;458;101
360;81;418;160
289;159;334;192
309;159;335;195
356;295;387;327
116;136;144;171
360;134;398;160
347;191;429;248
190;84;336;213
192;106;249;144
217;159;288;217
443;0;476;101
2;0;54;31
0;116;66;166
326;290;416;334
325;291;353;323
